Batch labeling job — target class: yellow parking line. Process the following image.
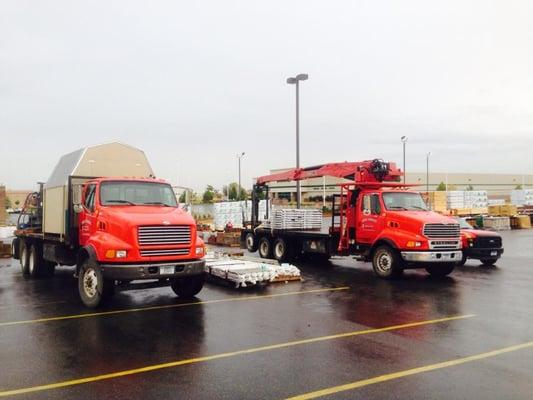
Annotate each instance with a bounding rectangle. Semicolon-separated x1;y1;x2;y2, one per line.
286;340;533;400
0;287;349;327
0;314;473;397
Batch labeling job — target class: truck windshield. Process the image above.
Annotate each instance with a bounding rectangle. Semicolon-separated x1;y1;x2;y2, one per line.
382;192;428;211
100;181;178;207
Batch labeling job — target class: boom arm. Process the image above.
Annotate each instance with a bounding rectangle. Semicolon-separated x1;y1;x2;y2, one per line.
255;159;402;186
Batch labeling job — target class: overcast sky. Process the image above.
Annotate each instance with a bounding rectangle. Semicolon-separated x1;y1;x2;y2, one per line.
2;0;533;192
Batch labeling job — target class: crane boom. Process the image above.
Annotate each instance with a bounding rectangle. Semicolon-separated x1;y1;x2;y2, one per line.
255;159;402;185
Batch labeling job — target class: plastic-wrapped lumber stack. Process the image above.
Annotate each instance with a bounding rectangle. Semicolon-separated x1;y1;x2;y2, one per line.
463;190;488;208
214;200;269;230
488;204;518;217
271;208;322;230
511;190;533;206
447;191;465;209
482;216;511;231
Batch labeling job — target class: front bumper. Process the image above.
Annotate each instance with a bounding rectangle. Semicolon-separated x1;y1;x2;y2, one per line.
464;247;504;260
100;259;206;280
401;250;462;263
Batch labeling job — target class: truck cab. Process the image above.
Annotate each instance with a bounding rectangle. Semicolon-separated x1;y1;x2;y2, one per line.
73;178;206;307
346;188;461;278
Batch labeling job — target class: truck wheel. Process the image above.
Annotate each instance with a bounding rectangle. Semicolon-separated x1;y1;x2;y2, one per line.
245;233;258;252
11;238;20;260
425;263;455;277
28;244;44;278
258;237;273;259
19;241;30;275
458;253;467;266
171;275;205;298
372;245;403;279
273;238;292;263
480;258;498;267
78;259;113;308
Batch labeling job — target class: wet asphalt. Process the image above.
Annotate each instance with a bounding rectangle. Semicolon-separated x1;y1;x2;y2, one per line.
1;230;533;399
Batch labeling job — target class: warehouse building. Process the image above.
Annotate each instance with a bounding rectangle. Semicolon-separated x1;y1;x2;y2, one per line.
266;169;532;201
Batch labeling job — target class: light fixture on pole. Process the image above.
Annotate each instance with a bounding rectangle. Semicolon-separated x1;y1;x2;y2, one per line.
400;136;408;184
237;152;245;201
426;152;431;193
287;73;308;208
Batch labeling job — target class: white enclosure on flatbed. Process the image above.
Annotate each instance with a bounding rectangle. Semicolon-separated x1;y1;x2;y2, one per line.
43;142;154;237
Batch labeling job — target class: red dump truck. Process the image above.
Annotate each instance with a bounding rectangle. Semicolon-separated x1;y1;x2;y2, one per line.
12;142;206;307
242;159;462;278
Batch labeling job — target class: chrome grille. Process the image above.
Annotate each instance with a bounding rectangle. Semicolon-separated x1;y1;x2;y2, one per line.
140;248;190;257
138;225;192;246
429;240;461;250
423;223;460;238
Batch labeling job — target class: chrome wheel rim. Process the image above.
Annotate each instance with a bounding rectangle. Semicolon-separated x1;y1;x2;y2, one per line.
246;235;254;249
20;247;27;269
376;252;392;274
260;241;269;256
83;268;98;298
275;242;284;258
28;249;35;274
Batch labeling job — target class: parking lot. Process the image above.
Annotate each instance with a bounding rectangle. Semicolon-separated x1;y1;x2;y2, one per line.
0;229;532;399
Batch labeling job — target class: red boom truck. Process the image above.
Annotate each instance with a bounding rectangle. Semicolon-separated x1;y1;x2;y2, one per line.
241;159;462;278
12;143;206;308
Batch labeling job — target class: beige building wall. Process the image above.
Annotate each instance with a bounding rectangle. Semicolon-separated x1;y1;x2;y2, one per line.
6;190;32;208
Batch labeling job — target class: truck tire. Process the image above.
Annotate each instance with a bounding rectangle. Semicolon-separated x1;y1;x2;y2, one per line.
258;237;273;259
245;233;258;252
28;244;44;278
19;240;30;275
78;259;114;308
480;258;498;267
11;238;20;260
273;238;292;263
171;275;205;298
425;263;455;277
372;245;403;279
458;253;467;266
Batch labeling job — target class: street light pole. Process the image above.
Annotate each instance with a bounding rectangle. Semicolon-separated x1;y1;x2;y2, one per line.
426;152;431;193
287;73;308;208
237;152;245;201
401;136;408;184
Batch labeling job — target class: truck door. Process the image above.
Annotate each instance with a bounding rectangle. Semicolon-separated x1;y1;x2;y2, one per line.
357;193;385;245
79;184;97;246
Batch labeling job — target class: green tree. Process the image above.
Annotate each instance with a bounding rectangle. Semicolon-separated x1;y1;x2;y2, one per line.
179;192;187;203
225;182;246;201
202;185;216;203
436;181;447;191
465;184;474;191
5;196;12;209
515;184;523;190
14;200;20;207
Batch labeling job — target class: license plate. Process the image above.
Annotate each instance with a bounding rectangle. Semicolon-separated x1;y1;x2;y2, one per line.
490;251;497;256
160;266;175;275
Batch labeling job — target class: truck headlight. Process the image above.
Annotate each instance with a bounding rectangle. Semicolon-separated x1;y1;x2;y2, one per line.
406;241;423;248
195;246;205;256
105;250;127;258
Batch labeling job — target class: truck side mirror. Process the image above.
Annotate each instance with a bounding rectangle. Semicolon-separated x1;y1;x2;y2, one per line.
72;184;83;209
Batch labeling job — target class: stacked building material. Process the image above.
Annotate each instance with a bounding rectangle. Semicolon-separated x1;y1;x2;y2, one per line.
446;190;489;210
213;200;268;230
511;190;533;206
425;192;447;212
488;204;518;217
482;216;511;231
270;208;322;230
510;215;532;229
205;254;301;288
